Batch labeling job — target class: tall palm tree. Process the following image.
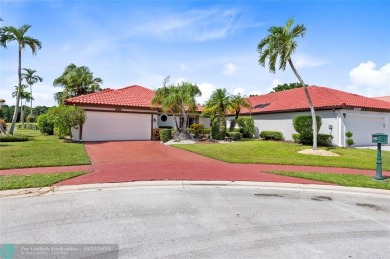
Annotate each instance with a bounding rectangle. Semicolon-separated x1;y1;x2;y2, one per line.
152;79;201;140
53;63;103;104
257;18;318;150
229;94;252;131
12;84;31;126
22;68;43;115
1;24;42;134
202;88;232;139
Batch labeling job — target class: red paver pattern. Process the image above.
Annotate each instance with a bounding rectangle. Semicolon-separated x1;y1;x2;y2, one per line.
58;141;389;186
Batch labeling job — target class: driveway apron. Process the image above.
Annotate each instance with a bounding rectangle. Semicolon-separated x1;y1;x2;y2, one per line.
59;141;334;185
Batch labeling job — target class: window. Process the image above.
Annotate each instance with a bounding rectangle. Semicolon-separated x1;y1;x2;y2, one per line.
160;115;168;122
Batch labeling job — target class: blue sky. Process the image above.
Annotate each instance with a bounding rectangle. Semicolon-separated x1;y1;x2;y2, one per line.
1;0;389;107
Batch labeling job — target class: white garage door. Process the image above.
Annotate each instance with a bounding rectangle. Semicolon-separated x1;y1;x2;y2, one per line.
82;111;151;141
344;114;386;146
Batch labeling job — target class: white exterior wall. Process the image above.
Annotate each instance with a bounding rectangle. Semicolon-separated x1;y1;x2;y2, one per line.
156;113;210;128
339;109;389;146
240;109;390;147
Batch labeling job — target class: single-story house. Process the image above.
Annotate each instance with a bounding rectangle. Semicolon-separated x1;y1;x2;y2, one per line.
65;85;210;141
235;86;390;147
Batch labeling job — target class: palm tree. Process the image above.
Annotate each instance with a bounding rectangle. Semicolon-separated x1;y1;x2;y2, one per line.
257;18;318;150
22;68;43;115
152;78;201;140
229;94;252;131
1;24;42;134
202;88;232;139
12;84;31;126
53;63;103;104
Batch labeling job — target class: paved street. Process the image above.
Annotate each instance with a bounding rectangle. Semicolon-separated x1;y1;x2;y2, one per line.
1;183;389;258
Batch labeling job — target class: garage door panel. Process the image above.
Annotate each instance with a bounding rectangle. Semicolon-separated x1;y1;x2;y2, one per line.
345;115;385;146
83;111;151;141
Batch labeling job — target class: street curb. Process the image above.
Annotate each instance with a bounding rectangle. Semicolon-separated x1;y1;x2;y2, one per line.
1;181;389;199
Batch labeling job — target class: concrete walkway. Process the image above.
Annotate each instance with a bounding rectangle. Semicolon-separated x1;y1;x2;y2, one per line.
1;141;388;186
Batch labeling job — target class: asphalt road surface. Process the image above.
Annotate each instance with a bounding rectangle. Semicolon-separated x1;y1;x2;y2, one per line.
1;184;390;258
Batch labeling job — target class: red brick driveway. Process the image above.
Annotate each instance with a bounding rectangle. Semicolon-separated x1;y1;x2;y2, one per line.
59;141;387;186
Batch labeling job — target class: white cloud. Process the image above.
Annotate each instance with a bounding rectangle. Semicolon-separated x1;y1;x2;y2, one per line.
347;61;390;97
130;8;242;42
197;82;216;105
232;87;245;95
271;79;282;88
294;54;329;69
222;63;236;75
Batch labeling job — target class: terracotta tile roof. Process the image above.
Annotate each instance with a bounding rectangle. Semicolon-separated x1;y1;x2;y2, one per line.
65;85;156;109
373;96;390;103
242;86;390;114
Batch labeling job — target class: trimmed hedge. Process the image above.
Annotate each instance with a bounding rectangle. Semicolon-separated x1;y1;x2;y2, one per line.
293;115;322;135
0;134;29;142
237;116;255;138
226;131;242;141
292;133;333;146
159;129;171;143
189;123;205;139
259;131;284;141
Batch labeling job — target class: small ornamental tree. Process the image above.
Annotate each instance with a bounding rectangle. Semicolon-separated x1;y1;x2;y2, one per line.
237;116;255;138
345;131;354;147
47;106;85;139
293;115;322;144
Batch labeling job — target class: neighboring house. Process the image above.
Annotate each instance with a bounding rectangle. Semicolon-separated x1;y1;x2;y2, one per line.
373;96;390;103
65;85;210;141
235;86;390;147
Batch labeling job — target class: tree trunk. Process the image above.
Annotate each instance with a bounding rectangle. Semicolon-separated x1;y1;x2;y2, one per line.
30;83;33;115
288;59;318;150
9;45;22;135
21;97;24;127
0;123;5;135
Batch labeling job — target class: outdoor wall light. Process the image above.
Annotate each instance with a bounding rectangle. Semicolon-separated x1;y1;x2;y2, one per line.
343;113;346;118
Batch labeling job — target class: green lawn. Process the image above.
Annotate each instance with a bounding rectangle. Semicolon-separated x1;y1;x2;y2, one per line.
174;140;390;170
0;129;91;169
269;171;390;190
0;171;87;190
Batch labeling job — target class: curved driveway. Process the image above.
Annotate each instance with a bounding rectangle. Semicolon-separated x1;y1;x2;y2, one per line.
60;141;387;186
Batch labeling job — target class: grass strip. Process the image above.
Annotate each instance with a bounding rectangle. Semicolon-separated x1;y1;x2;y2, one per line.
173;140;390;170
269;171;390;190
0;129;90;169
0;171;87;190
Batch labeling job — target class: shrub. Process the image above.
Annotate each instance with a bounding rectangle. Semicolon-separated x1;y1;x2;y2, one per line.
202;128;211;135
226;131;242;141
159;128;171;143
26;114;36;123
292;133;300;143
346;138;354;147
259;131;284;141
37;114;54;135
345;131;354;147
318;134;333;146
292;133;333;146
293;115;322;135
0;118;7;131
211;118;223;140
152;128;160;141
54;124;70;139
190;123;205;139
237;116;255;138
0;134;29;142
345;131;353;138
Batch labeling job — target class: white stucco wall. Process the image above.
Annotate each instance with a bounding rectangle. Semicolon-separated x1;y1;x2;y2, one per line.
235;109;390;147
156;113;211;128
